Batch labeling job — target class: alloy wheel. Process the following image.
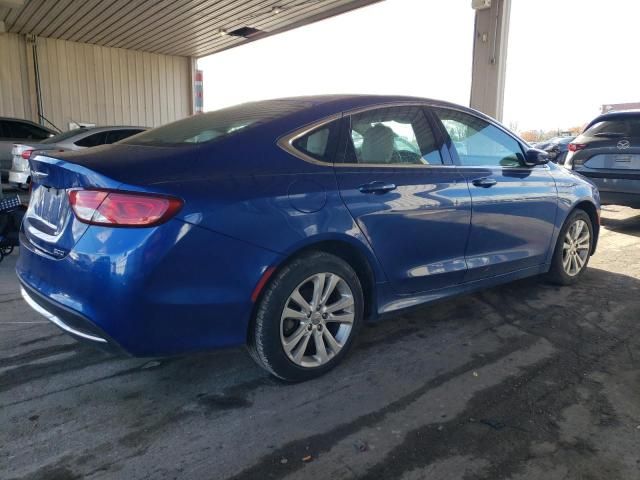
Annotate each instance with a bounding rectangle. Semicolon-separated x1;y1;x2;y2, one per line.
280;272;355;368
562;219;590;276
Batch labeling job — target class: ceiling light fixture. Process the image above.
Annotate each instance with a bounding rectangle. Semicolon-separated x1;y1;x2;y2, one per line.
271;6;283;14
218;28;228;36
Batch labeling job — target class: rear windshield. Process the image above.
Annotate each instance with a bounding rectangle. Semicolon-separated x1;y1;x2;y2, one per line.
584;118;640;137
122;99;313;146
41;128;89;144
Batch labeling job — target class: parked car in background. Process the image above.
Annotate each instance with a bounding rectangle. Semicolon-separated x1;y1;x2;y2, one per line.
0;118;56;180
18;95;600;382
545;136;575;165
564;110;640;208
9;126;146;188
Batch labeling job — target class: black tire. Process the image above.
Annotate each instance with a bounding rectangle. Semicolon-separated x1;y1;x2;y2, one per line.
546;209;593;285
248;251;364;382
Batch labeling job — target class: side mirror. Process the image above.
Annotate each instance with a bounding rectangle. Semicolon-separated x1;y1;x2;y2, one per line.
524;148;550;166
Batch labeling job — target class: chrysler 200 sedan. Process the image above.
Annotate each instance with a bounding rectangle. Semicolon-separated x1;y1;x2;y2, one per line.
17;95;600;381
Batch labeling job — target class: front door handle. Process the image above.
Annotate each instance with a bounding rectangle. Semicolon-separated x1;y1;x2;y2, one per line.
472;177;497;188
358;181;397;194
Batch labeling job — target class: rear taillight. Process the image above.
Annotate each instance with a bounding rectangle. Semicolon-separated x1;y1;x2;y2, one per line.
68;189;182;227
21;149;34;160
568;143;586;152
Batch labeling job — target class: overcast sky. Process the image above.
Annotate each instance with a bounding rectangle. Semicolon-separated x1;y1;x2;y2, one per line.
199;0;639;132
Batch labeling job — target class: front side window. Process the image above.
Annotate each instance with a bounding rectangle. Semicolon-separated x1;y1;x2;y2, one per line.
346;106;442;165
434;108;524;167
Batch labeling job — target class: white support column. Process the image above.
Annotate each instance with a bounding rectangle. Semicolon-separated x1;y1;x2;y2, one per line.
469;0;511;121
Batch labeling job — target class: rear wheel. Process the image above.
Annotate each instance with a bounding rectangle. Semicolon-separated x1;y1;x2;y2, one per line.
248;252;363;381
547;209;593;285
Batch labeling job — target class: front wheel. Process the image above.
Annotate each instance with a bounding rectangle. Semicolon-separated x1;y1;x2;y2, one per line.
546;209;593;285
248;252;364;382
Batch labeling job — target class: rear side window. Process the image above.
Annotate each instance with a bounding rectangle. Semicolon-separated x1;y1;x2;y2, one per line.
291;119;341;163
105;129;144;144
584;118;640;138
123;99;314;146
345;106;443;165
75;132;107;147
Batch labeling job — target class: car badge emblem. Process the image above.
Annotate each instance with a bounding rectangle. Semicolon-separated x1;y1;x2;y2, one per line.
617;139;631;150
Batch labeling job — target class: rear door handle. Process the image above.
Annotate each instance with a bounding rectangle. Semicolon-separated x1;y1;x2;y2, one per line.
358;181;397;194
472;177;497;188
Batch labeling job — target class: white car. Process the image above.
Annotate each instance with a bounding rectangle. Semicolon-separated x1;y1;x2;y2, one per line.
9;126;145;188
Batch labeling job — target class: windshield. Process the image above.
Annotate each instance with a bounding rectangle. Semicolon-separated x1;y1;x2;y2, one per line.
41;128;89;144
123;99;313;146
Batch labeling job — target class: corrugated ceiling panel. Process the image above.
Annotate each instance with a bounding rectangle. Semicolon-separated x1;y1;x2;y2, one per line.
132;0;284;53
117;0;269;51
171;0;357;57
1;0;381;58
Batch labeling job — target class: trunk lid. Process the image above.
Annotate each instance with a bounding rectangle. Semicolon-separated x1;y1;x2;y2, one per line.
23;154;120;258
580;135;640;174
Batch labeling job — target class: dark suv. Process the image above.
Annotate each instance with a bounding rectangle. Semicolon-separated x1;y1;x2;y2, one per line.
565;110;640;208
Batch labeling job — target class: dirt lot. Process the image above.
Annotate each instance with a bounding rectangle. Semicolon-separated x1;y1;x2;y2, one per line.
1;206;639;480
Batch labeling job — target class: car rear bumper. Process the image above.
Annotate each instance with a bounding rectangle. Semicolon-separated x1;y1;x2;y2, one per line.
579;173;640;208
19;281;127;354
17;219;282;356
599;191;640;208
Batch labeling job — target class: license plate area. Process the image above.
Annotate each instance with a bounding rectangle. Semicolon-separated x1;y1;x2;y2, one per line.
27;186;69;235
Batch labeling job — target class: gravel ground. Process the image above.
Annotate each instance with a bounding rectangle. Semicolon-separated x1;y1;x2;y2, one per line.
1;206;639;480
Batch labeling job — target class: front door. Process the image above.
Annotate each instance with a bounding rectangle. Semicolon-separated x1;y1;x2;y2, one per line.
432;107;558;282
334;105;471;294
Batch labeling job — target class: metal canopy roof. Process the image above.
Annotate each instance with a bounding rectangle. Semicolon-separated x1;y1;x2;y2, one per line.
0;0;381;58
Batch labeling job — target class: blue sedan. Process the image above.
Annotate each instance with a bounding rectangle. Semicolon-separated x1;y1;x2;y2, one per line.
17;95;600;381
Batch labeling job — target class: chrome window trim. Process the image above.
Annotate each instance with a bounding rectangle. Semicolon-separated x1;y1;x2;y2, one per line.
277;113;343;167
277;100;541;170
278;101;451;169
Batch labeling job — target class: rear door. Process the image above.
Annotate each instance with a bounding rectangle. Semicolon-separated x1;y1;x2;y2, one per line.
334;104;471;294
432;107;558;281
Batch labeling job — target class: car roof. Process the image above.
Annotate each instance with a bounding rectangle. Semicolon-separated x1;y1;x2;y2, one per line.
254;94;468;111
245;94;495;128
0;117;56;131
73;125;147;132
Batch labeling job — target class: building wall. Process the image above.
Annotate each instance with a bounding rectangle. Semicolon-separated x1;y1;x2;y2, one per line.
0;33;34;120
0;33;192;130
